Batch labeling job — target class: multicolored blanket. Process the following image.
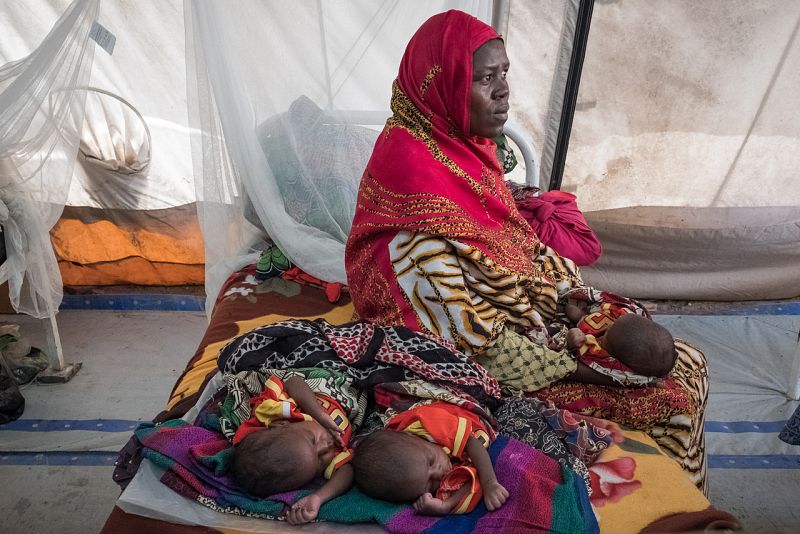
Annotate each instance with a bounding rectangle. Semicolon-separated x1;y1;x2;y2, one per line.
135;420;598;533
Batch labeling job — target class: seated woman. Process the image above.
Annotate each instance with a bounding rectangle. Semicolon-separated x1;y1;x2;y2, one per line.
345;9;602;391
344;13;709;491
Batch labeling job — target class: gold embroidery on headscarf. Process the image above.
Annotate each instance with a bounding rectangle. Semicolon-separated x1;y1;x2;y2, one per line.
419;65;442;98
385;82;482;196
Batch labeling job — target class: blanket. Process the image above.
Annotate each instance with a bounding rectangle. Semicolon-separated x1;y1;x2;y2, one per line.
587;429;740;532
217;319;501;408
215;319;612;476
135;420;598;533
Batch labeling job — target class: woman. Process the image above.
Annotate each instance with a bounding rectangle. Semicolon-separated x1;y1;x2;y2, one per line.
345;10;589;391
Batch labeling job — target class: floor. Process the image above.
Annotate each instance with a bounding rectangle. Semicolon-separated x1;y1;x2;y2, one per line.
656;314;800;531
0;308;798;533
0;310;208;534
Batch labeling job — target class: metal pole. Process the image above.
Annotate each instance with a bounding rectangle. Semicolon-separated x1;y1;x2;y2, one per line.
549;0;594;191
492;0;510;37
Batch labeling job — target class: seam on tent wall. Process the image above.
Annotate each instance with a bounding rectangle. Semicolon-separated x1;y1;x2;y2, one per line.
53;295;800;314
711;11;800;206
59;294;205;312
0;418;140;432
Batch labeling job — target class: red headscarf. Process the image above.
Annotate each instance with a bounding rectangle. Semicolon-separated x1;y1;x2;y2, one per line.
345;10;542;327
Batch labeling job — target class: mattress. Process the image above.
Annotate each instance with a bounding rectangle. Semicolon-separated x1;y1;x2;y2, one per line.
101;264;734;533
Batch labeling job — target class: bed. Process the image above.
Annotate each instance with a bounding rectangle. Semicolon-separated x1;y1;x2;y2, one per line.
101;264;738;533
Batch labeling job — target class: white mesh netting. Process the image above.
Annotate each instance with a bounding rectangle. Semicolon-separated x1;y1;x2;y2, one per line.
0;0;97;318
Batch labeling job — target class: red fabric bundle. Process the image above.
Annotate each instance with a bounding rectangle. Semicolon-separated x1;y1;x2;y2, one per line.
516;190;602;266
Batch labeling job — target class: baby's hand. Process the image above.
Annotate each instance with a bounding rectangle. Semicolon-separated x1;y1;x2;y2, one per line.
318;414;345;448
566;328;586;351
564;301;584;323
413;492;449;516
287;494;322;525
483;480;509;511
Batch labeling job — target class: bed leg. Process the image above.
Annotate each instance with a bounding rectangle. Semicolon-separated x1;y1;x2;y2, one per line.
787;336;800;401
36;311;81;383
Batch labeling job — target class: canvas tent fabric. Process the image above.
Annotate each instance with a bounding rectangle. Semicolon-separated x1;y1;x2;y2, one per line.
560;0;800;300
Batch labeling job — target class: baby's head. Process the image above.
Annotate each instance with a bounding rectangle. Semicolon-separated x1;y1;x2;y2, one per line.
352;429;451;503
604;314;677;378
230;421;337;498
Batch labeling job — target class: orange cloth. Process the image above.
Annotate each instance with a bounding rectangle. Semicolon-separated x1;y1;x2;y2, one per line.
386;402;493;513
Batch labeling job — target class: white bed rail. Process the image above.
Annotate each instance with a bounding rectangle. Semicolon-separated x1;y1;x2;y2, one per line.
320;110;540;189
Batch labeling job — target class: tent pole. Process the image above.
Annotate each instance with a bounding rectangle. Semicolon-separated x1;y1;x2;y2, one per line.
548;0;594;191
491;0;510;37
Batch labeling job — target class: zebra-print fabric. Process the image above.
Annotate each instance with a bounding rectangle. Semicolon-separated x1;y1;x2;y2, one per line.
388;231;582;355
649;339;709;494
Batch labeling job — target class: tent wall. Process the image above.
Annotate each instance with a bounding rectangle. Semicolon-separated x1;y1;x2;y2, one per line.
583;206;800;301
546;0;800;299
563;0;800;211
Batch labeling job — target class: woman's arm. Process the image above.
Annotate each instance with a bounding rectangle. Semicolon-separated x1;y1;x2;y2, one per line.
287;464;353;525
465;436;509;511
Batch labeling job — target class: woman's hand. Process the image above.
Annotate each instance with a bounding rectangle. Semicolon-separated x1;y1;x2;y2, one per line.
287;494;322;525
482;479;509;511
413;492;449;515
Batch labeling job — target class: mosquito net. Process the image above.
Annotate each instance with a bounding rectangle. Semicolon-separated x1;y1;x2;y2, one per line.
186;0;500;308
0;0;97;318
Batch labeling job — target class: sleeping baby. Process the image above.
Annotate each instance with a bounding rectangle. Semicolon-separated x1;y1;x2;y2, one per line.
564;302;678;387
352;401;508;515
230;368;364;525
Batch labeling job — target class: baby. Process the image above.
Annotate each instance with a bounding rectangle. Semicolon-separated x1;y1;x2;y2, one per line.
230;369;364;525
565;302;677;387
352;401;508;515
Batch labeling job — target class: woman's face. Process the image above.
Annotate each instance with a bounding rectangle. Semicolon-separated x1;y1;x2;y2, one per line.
470;39;510;139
